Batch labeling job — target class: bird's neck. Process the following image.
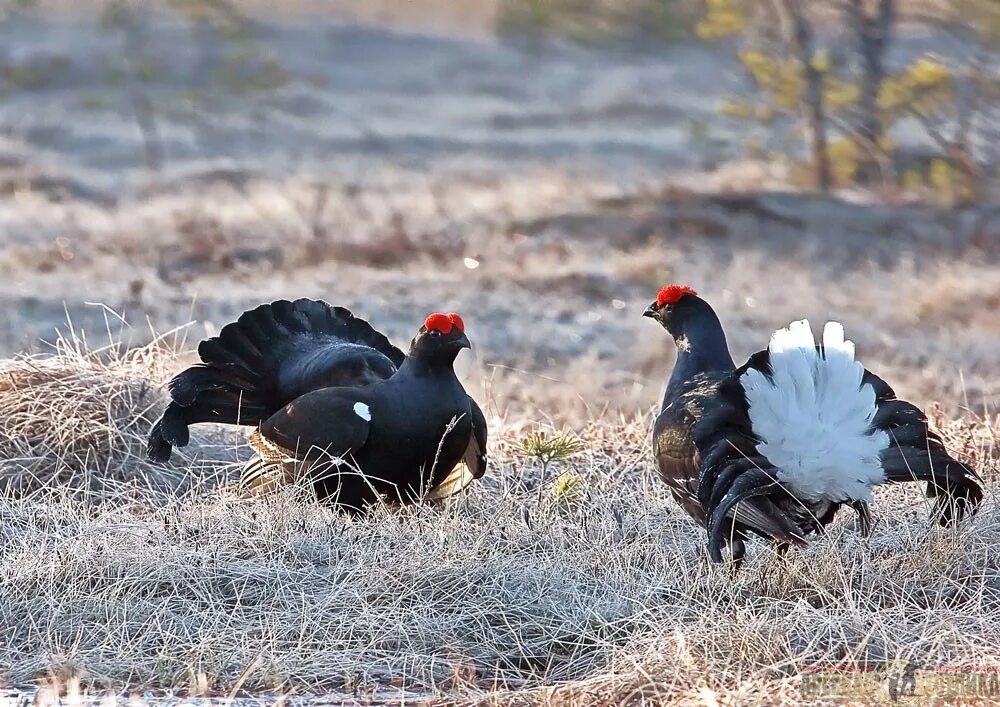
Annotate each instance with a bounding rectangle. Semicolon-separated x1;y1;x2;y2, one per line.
398;355;460;382
663;311;734;406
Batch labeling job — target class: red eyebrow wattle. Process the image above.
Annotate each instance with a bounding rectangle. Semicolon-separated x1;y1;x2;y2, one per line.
424;312;454;333
446;313;465;332
657;285;697;307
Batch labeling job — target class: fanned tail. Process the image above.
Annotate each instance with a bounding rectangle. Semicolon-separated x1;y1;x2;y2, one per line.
740;320;890;504
147;299;404;462
695;319;983;563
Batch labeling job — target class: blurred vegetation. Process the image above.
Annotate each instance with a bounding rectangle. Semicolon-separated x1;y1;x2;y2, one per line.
496;0;999;202
0;0;290;171
497;0;694;44
0;0;996;204
698;0;1000;202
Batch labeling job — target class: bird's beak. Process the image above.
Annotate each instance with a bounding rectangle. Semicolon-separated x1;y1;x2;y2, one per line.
642;304;658;319
457;332;472;350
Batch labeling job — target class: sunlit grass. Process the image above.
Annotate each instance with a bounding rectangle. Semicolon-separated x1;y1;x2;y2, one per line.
0;343;996;705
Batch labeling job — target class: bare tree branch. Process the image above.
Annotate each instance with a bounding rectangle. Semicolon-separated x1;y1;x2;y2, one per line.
782;0;832;191
845;0;895;182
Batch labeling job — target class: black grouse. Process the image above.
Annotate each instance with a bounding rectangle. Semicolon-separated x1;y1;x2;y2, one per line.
645;284;983;564
147;300;487;511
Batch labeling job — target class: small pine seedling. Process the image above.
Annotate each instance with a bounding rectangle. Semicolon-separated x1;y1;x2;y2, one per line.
518;429;584;504
551;472;585;508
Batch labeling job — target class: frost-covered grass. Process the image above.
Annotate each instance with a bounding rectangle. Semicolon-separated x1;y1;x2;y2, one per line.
1;9;998;704
0;343;996;706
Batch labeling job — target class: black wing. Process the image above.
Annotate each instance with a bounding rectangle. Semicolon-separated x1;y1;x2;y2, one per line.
241;388;374;506
258;387;372;459
147;298;405;462
465;396;489;479
652;373;723;523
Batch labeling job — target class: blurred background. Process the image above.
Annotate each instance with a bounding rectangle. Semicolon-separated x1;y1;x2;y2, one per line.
0;0;997;422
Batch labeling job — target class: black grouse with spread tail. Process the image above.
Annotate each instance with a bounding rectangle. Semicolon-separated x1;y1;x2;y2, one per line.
645;285;982;564
148;300;487;511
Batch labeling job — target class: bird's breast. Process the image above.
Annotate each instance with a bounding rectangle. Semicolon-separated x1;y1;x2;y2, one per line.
368;383;472;459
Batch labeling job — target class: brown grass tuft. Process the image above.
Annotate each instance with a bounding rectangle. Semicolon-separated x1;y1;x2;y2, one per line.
0;334;235;498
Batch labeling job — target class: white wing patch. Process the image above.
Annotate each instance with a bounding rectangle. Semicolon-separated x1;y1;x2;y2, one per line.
353;402;372;422
741;319;889;503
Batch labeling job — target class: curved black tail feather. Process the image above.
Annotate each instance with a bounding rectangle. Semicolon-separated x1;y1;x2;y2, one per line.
147;299;404;463
875;398;984;525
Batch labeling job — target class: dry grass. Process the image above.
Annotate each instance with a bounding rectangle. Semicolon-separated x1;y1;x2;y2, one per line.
8;167;999;419
0;343;996;705
0;7;997;703
0;330;238;499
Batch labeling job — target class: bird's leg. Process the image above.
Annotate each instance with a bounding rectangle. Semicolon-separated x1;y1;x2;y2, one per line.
728;535;747;572
851;500;872;537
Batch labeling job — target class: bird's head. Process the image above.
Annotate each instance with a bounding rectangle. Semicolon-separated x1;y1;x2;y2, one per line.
409;312;471;364
642;284;701;336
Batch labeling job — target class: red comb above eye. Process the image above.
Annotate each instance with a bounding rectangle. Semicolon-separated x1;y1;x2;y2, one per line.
446;312;464;332
657;284;697;307
424;313;454;334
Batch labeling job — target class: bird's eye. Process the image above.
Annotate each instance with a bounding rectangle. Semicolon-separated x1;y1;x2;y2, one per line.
429;329;441;337
662;304;673;312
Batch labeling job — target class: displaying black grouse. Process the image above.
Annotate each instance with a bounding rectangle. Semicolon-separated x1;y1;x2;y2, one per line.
645;285;982;564
147;300;487;511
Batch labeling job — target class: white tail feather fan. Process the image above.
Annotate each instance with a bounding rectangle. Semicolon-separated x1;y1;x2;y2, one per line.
740;319;889;502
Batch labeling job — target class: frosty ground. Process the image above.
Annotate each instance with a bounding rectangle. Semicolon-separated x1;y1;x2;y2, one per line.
0;339;997;705
0;12;998;707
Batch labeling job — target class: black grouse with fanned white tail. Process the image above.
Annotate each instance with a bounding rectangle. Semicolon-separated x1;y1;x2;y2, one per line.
147;300;487;511
644;285;982;564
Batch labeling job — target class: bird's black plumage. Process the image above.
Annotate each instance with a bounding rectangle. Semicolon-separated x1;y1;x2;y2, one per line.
645;287;983;564
147;299;487;511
